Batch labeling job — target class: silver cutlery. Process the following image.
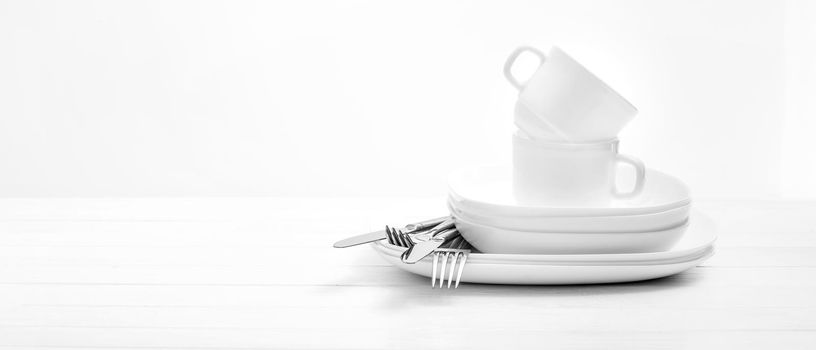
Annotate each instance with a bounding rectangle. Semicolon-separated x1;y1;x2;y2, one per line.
333;216;448;248
432;235;471;289
334;215;471;288
385;225;415;248
400;218;458;264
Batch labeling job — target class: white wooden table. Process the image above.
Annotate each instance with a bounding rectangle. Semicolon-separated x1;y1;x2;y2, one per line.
0;198;814;349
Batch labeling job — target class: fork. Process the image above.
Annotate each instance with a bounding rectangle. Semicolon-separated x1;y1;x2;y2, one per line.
386;223;471;288
431;235;471;289
384;226;415;248
385;216;452;248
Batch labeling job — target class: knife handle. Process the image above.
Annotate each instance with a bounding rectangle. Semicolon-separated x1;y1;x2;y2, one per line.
434;228;459;242
404;216;450;233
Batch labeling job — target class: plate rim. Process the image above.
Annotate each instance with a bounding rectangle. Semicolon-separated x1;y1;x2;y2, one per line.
448;166;691;217
372;212;717;264
374;242;716;267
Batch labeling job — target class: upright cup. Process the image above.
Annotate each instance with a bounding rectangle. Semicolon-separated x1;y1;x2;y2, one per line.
505;46;638;142
513;131;645;206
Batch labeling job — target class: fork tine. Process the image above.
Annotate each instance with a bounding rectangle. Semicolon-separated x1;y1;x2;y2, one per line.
431;252;439;288
399;229;410;248
394;228;403;247
389;227;398;246
447;252;459;288
391;227;402;247
394;227;403;247
385;226;394;245
439;252;449;288
390;226;399;246
455;253;468;288
397;229;409;248
401;230;414;248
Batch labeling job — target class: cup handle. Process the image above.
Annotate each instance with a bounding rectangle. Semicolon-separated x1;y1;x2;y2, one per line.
503;46;546;91
612;154;645;198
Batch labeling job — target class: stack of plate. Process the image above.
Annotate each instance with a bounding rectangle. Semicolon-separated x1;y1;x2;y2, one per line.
447;165;692;254
370;165;715;284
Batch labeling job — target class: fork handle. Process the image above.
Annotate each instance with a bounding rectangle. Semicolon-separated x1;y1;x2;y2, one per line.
424;218;456;237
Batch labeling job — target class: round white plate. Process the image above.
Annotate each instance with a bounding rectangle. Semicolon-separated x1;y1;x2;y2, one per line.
448;165;690;217
371;213;716;285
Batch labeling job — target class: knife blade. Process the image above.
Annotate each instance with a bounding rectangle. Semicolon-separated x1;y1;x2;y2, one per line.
401;228;460;264
332;229;387;248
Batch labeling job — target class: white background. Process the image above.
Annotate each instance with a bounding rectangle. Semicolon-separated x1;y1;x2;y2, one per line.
1;0;814;198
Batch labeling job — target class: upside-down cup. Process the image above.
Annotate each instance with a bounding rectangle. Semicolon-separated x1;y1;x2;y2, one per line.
505;46;638;142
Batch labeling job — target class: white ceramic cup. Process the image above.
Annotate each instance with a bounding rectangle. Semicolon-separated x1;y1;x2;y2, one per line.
513;132;645;206
504;46;638;142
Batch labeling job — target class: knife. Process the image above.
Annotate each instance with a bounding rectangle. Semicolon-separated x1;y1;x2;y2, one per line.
399;218;458;264
400;227;460;264
332;216;449;248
